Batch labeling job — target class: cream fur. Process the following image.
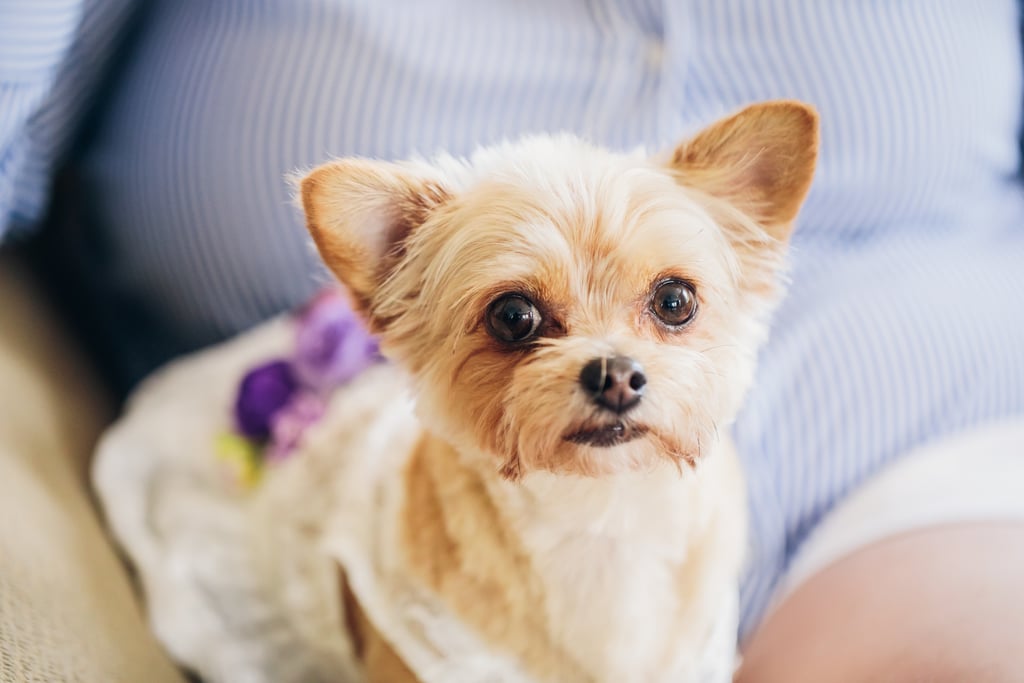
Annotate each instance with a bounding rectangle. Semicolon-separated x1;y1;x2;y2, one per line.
95;101;818;683
484;449;747;682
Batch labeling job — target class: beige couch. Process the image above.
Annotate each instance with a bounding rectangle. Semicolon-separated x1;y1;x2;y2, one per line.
0;251;184;683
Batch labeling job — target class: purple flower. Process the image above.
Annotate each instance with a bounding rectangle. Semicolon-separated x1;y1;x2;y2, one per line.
223;289;384;473
266;391;326;462
293;293;380;392
234;360;298;439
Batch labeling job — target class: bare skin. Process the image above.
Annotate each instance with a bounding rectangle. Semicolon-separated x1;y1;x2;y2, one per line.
737;522;1024;683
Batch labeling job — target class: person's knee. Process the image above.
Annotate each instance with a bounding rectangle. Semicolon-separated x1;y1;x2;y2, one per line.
737;523;1024;683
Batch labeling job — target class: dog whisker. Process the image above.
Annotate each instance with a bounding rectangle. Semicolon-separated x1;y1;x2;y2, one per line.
698;344;738;354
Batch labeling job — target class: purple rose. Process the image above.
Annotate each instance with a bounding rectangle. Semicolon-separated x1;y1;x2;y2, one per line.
266;391;326;462
234;360;297;439
293;294;380;392
224;289;383;470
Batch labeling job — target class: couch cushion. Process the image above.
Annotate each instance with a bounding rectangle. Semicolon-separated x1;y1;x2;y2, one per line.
0;251;184;683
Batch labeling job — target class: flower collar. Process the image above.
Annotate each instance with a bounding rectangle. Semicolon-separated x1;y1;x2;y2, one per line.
216;289;381;487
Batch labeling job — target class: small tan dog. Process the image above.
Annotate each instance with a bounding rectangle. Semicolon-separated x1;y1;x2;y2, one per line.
95;100;817;683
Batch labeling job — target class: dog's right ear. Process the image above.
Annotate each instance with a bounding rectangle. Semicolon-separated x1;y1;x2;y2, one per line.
298;160;451;327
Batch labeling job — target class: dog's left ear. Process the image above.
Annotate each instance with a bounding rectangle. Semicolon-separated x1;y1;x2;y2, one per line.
299;159;450;328
668;100;819;242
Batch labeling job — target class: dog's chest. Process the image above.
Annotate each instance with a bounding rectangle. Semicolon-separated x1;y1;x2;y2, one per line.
503;474;717;683
534;535;684;682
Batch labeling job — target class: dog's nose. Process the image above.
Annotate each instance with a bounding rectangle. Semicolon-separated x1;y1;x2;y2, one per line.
578;356;647;414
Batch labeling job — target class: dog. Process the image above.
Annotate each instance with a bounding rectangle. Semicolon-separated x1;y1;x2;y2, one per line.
94;100;817;683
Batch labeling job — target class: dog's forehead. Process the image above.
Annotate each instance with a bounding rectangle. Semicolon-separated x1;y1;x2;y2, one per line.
440;146;732;299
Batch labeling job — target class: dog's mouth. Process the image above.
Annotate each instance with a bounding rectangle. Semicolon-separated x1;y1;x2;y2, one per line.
564;421;648;448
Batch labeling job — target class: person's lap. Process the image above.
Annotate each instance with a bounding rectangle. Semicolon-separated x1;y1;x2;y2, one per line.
739;520;1024;682
739;419;1024;681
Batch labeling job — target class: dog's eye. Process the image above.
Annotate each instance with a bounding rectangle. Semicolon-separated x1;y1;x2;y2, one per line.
651;279;698;327
487;294;542;343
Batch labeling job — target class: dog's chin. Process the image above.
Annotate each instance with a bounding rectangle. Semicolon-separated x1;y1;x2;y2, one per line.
493;417;696;479
564;421;648;448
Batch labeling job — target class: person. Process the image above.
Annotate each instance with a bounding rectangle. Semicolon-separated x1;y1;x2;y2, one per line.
3;1;1023;679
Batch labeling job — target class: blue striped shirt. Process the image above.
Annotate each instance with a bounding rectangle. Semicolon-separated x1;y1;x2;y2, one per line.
3;0;1023;639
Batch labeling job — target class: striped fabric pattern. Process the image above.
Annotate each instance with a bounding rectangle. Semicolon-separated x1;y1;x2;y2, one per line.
0;0;137;237
4;0;1024;639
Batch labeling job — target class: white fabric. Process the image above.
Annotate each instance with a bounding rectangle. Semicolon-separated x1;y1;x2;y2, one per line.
771;419;1024;610
94;319;356;682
